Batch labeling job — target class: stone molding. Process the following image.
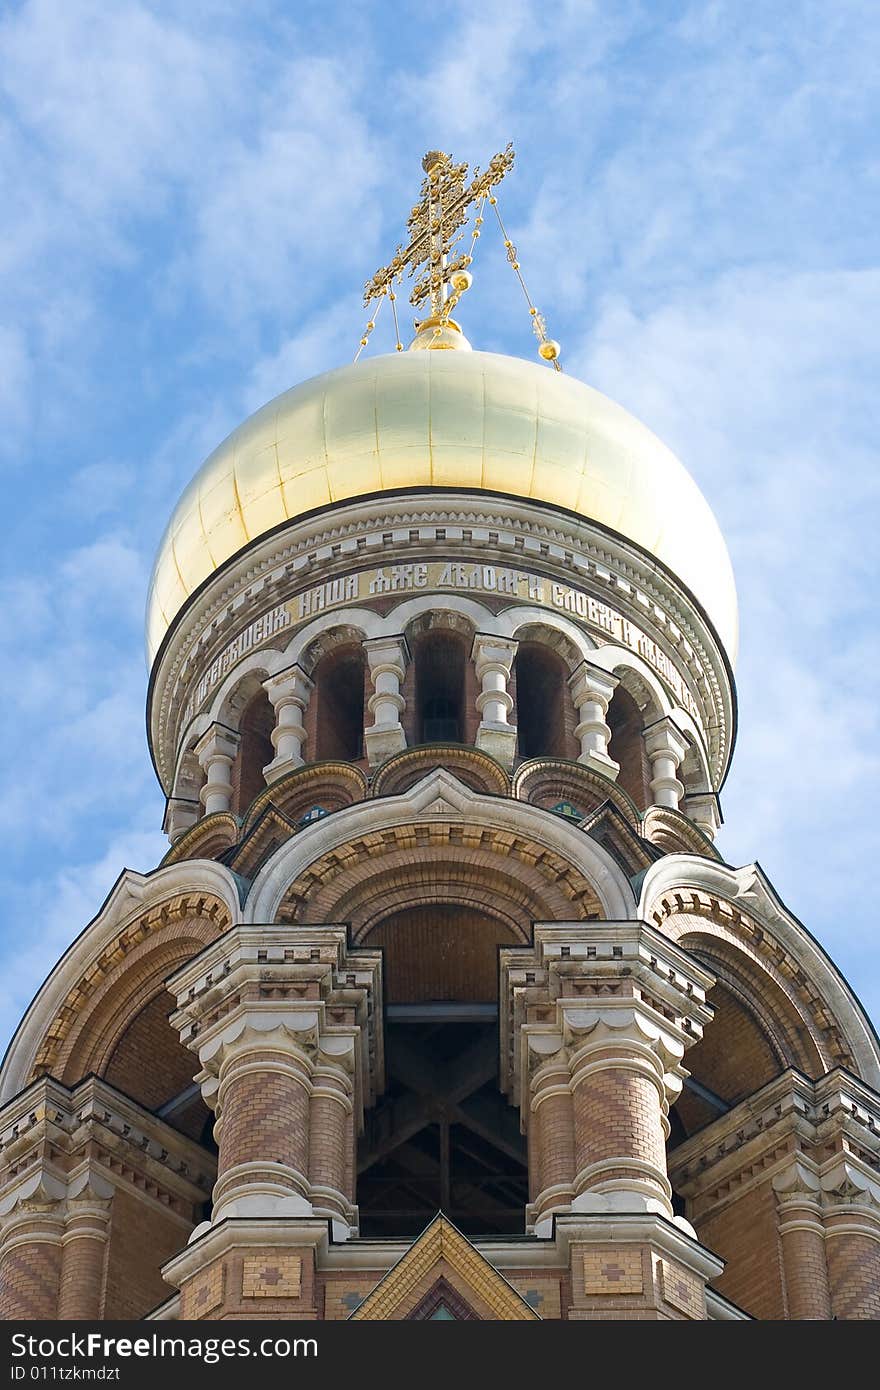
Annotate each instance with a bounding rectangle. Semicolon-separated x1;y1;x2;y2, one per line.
168;924;383;1122
669;1067;880;1232
0;866;239;1105
246;768;635;925
499;920;715;1112
0;1076;214;1236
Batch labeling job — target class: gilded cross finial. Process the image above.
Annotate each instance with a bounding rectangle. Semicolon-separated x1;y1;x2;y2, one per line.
363;143;516;318
355;143;561;368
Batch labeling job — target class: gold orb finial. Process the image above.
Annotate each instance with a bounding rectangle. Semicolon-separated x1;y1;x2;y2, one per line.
538;339;561;362
408;316;472;352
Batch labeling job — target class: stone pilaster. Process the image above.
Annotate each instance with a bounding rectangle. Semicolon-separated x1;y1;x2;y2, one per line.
644;717;689;810
568;662;620;779
168;925;383;1237
471;634;518;769
364;635;409;767
195;723;241;815
262;665;314;783
814;1073;880;1320
500;922;714;1235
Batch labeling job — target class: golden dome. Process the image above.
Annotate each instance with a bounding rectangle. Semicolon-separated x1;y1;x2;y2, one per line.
146;351;738;664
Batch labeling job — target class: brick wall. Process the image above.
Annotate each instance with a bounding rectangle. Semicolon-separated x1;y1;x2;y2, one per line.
103;1190;189;1320
607;688;650;809
826;1230;880;1319
696;1180;785;1319
103;989;201;1118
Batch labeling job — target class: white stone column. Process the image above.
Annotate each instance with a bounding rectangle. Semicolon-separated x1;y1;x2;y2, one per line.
262;665;314;784
472;634;518;769
364;635;409;768
195;724;240;816
644;717;689;810
568;662;619;779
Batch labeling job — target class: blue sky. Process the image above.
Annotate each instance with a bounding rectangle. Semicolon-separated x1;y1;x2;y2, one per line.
1;0;878;1048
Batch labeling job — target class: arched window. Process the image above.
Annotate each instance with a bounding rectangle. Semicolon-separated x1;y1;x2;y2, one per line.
313;644;366;761
607;686;650;810
231;690;274;815
415;632;466;743
514;642;571;759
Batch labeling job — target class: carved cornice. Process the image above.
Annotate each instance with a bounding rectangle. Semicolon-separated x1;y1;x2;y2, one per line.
499;921;715;1110
669;1068;880;1222
0;1076;215;1228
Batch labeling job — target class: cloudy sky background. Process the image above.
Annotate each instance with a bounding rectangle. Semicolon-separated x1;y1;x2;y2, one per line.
1;0;878;1047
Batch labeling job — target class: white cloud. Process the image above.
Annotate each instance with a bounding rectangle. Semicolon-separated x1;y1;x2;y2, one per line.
0;819;167;1057
571;264;880;1019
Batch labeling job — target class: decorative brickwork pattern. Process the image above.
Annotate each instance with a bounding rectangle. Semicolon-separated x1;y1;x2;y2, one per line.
351;1216;538;1320
659;1260;705;1319
322;1278;379;1320
242;1256;302;1299
583;1248;643;1295
510;1277;563;1318
182;1263;225;1319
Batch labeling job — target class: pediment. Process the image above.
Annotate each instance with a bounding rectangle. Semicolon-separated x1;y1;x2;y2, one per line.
349;1214;539;1321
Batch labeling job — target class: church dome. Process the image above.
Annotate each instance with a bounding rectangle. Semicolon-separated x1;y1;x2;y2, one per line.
146;349;738;664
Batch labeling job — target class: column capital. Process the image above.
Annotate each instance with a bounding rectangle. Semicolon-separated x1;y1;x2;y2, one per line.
471;633;518;673
568;659;619;708
363;633;410;674
168;924;384;1121
194;722;241;766
500;921;715;1111
681;790;722;839
163;795;200;841
262;663;314;705
643;715;690;763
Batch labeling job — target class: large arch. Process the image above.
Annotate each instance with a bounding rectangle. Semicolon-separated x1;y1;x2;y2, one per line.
639;856;880;1089
246;768;637;925
0;861;241;1102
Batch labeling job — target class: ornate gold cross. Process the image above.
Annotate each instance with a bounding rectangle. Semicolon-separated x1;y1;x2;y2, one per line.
363;144;516;316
